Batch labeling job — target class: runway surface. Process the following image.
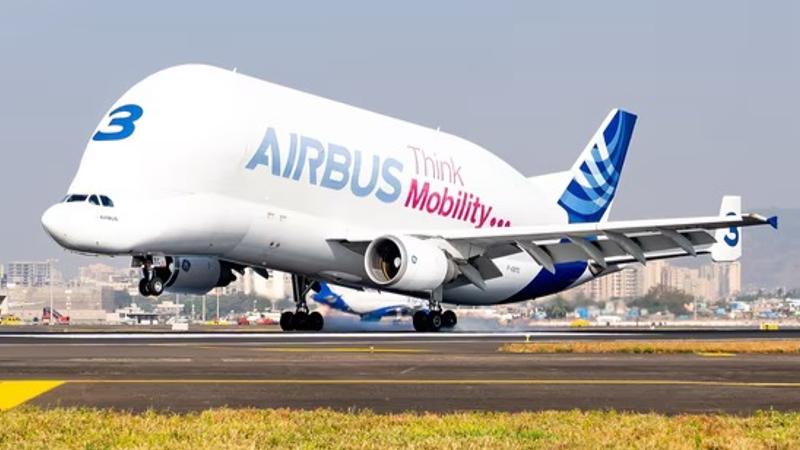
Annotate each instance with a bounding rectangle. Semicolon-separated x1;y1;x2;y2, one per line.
2;330;800;413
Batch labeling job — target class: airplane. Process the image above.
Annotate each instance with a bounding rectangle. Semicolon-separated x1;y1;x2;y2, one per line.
309;281;429;327
40;64;778;332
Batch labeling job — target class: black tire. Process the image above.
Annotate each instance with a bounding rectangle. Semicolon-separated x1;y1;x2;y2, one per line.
308;311;324;332
292;311;309;330
413;311;428;332
280;312;295;331
138;278;150;297
442;310;457;328
147;277;164;296
427;311;443;332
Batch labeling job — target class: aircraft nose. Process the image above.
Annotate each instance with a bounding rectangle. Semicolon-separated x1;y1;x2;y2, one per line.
41;203;68;244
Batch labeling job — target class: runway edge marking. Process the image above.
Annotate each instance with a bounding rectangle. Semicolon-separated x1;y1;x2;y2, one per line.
0;381;64;411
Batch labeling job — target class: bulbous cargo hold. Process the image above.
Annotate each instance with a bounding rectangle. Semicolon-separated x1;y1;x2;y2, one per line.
39;62;776;334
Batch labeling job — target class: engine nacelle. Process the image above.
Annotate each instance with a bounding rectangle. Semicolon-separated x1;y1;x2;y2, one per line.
364;235;457;292
164;256;239;295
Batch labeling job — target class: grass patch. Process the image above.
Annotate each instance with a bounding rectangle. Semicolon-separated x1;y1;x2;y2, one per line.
1;408;799;449
499;339;800;355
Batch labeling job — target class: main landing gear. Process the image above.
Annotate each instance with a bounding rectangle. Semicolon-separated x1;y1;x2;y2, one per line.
280;274;324;332
412;288;457;332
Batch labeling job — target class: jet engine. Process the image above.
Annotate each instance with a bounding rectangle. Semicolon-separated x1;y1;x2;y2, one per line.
364;235;457;292
163;256;240;295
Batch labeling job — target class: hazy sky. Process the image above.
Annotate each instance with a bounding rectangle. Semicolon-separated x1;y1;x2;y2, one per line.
1;1;797;274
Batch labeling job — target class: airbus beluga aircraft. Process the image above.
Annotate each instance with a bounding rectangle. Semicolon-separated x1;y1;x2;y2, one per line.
41;64;777;332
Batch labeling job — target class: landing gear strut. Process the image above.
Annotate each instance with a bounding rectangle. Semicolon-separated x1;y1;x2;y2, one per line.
280;274;324;332
412;288;457;332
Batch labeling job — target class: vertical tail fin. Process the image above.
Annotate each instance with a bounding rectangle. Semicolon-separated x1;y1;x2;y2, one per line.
711;196;742;262
556;109;637;223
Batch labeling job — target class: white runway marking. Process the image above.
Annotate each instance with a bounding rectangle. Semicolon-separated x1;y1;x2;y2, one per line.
67;358;193;363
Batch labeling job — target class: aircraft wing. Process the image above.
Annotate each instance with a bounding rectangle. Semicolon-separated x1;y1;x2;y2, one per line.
337;197;777;285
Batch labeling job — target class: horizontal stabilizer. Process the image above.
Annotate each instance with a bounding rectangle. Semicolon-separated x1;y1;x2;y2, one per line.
711;196;742;262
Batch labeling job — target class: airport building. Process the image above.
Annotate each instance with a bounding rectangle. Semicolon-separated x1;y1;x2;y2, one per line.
4;285;115;322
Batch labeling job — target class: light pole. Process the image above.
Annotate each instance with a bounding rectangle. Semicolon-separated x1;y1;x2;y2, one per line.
201;295;207;322
48;259;56;326
216;288;220;323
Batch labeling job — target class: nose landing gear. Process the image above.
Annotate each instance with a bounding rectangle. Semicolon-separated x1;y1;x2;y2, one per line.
135;256;169;297
138;276;164;297
279;274;324;332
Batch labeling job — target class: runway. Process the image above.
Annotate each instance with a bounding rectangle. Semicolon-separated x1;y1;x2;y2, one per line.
2;330;800;413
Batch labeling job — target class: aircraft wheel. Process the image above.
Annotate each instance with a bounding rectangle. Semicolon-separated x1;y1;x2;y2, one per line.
138;279;151;297
280;312;295;331
147;277;164;296
413;311;428;332
427;311;443;332
442;310;457;329
292;311;309;330
308;312;324;332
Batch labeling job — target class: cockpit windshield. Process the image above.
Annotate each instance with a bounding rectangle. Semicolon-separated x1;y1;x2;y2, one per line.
100;195;114;207
63;194;115;207
65;194;88;203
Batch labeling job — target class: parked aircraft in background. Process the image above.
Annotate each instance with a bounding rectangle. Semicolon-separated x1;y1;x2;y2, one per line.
309;281;430;329
41;64;777;332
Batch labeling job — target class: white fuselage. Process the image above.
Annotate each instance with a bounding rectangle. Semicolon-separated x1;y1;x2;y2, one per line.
41;64;595;305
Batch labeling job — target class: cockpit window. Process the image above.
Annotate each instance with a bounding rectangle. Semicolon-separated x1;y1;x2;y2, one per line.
100;195;114;207
65;194;88;203
63;193;114;207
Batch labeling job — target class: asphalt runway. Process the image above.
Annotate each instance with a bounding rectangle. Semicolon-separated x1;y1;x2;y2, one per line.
2;330;800;414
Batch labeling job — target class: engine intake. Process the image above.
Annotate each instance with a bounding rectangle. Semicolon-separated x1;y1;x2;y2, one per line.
364;235;457;292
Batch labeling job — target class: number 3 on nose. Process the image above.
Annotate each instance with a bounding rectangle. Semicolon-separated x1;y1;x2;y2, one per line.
92;104;143;141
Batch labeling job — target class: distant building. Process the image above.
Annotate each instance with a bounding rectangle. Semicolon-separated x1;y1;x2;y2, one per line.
6;261;54;287
5;285;115;322
78;263;139;292
236;268;291;301
584;267;640;300
570;260;742;302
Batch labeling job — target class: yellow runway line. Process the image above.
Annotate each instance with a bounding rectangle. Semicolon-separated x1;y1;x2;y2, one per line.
55;379;800;388
695;352;736;357
0;380;64;411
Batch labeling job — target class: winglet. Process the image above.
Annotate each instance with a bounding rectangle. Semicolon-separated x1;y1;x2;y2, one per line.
768;215;779;230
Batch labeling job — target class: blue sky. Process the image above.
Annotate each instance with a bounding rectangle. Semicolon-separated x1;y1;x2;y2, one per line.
0;1;796;273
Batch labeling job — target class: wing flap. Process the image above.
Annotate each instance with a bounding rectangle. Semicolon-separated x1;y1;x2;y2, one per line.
542;230;716;266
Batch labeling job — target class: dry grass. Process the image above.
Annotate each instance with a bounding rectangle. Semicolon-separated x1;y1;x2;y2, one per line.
499;339;800;354
1;408;799;450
